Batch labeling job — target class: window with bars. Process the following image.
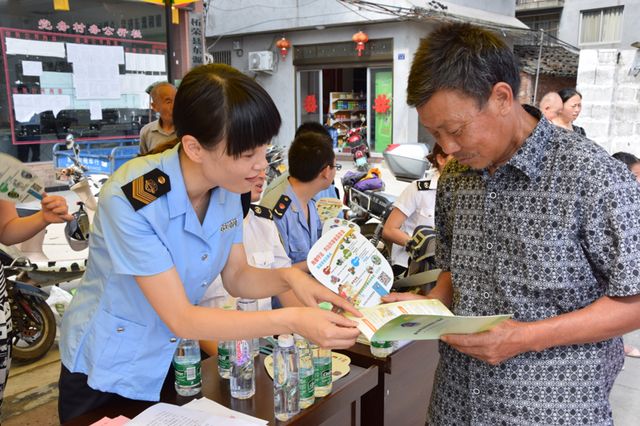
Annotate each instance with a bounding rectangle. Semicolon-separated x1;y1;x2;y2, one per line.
212;50;232;65
580;6;624;45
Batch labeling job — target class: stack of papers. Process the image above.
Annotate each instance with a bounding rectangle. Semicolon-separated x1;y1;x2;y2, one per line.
126;399;268;426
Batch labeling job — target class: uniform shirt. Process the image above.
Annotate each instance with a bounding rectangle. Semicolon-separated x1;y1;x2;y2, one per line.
267;183;322;265
389;170;439;268
60;143;243;401
429;109;640;426
200;207;292;311
139;119;177;155
262;172;340;213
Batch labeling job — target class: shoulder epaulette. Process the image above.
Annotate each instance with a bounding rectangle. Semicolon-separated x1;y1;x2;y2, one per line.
121;168;170;211
416;180;431;191
250;204;273;220
272;195;291;219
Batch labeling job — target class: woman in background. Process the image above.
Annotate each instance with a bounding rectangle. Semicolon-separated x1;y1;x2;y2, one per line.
553;88;586;136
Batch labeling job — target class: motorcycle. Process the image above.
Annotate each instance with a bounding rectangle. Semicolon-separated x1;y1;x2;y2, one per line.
1;251;58;363
392;225;441;294
382;143;430;182
341;173;395;260
265;144;287;186
345;127;370;172
56;134;105;218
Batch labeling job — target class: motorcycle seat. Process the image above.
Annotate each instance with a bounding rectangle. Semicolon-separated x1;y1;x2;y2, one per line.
365;191;395;216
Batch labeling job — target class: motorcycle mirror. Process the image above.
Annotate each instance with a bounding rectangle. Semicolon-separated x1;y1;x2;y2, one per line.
65;134;75;150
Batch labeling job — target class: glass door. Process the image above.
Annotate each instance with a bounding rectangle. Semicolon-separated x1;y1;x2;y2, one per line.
367;67;393;153
296;70;322;126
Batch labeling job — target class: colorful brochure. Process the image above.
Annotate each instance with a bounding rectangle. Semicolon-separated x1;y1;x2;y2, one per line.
322;217;360;236
307;226;393;308
0;153;44;203
346;299;511;341
316;197;344;222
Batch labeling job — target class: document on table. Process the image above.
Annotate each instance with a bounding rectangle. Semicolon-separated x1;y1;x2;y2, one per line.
127;401;267;426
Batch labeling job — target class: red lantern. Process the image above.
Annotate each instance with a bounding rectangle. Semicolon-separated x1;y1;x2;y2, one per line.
352;30;369;57
276;36;291;60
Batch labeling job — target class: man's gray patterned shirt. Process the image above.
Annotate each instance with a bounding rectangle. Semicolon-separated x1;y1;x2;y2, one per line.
429;109;640;425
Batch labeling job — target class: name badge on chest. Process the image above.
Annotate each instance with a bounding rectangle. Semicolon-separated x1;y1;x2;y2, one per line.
220;217;238;232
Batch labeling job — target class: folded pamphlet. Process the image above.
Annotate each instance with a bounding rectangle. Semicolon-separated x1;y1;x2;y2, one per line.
345;298;511;341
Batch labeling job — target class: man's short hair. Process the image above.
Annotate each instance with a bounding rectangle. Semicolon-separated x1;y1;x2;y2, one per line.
539;91;560;108
407;23;521;109
295;121;330;139
288;131;335;182
150;82;176;103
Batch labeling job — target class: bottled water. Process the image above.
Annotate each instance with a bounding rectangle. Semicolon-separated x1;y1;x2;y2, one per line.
273;334;300;421
230;339;255;399
217;340;232;379
370;339;394;358
237;298;260;358
310;343;332;397
294;334;315;409
173;339;202;396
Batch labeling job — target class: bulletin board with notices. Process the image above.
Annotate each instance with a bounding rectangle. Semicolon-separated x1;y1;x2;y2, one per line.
0;26;167;146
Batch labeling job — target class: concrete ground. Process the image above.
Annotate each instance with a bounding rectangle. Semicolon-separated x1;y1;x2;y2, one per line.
2;158;639;424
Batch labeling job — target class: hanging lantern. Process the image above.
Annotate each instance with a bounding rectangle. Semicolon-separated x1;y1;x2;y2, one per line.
53;0;70;10
275;36;291;60
352;30;369;57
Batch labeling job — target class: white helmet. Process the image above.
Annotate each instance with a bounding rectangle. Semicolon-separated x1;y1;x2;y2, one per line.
64;203;90;251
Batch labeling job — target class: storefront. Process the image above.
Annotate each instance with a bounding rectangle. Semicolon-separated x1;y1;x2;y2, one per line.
295;39;394;153
0;0;204;163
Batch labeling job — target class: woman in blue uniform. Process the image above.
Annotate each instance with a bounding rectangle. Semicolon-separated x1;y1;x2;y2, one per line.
58;64;360;422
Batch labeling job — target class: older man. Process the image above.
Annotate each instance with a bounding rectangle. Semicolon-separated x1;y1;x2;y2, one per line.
384;23;640;425
538;91;563;121
139;82;177;155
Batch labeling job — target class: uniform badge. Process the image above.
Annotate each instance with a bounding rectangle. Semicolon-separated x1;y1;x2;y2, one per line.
220;218;238;232
121;168;170;211
250;204;273;220
271;195;291;219
416;180;431;191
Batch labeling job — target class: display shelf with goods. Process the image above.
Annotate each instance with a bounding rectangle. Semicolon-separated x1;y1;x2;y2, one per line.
328;92;367;151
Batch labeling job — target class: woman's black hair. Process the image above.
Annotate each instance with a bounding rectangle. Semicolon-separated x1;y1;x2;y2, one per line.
558;88;582;104
426;143;445;169
172;64;281;157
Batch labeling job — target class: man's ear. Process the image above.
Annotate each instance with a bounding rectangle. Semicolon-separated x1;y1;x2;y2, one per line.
181;135;205;163
491;82;514;116
319;164;332;181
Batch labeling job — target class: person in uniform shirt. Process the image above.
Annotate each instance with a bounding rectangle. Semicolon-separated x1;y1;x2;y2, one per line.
199;168;303;355
58;64;360;423
384;23;640;425
382;143;451;276
262;131;337;272
139;82;177;155
0;196;71;413
261;122;341;208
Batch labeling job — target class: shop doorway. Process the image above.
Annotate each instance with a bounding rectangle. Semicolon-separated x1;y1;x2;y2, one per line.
296;65;393;153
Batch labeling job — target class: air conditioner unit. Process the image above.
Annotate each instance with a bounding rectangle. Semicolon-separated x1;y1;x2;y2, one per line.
248;51;274;72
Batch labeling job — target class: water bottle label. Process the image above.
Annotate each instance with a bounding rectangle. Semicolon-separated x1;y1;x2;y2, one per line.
218;346;230;369
300;374;314;399
173;361;201;386
235;340;250;365
314;362;332;387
